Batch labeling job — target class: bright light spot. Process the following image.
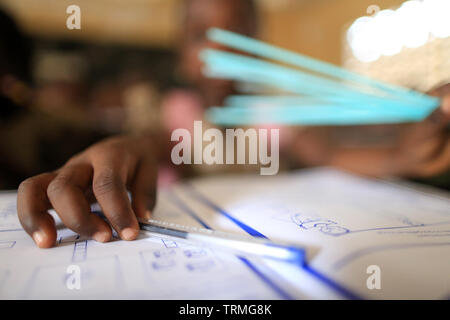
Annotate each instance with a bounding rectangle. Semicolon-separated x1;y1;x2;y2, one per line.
397;0;429;48
426;0;450;38
347;0;450;62
374;9;403;55
347;16;380;62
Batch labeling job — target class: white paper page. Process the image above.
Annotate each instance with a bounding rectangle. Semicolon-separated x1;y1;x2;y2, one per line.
174;168;450;299
0;190;307;300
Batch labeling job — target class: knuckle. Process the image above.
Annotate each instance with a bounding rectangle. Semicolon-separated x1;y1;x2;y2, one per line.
65;153;86;166
89;141;137;164
47;175;71;198
93;169;122;197
90;141;125;157
18;177;39;195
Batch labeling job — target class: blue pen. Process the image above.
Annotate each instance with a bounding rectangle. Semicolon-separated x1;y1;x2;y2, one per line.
138;218;305;266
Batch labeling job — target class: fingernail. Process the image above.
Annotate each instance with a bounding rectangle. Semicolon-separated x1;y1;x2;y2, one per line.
93;230;111;243
144;210;152;220
121;227;138;241
32;231;45;247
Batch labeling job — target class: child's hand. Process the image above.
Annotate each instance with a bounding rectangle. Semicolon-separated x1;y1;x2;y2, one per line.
17;135;158;248
328;87;450;178
289;84;450;178
389;88;450;177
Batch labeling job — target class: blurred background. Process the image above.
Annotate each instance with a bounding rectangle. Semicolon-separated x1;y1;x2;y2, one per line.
0;0;448;188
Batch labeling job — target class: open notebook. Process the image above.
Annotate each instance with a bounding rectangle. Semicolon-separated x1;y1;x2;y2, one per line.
1;168;449;299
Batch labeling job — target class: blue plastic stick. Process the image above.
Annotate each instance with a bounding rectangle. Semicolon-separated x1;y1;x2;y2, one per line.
202;49;383;98
225;95;351;107
201;49;436;116
223;95;430;119
206;28;439;108
206;105;428;126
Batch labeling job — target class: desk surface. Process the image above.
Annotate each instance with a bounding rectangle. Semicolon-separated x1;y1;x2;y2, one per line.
1;168;449;299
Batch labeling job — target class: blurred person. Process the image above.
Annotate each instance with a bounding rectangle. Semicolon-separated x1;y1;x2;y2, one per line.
89;68;162;135
159;0;274;181
32;51;91;126
16;0;450;248
160;0;258;144
0;8;105;189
